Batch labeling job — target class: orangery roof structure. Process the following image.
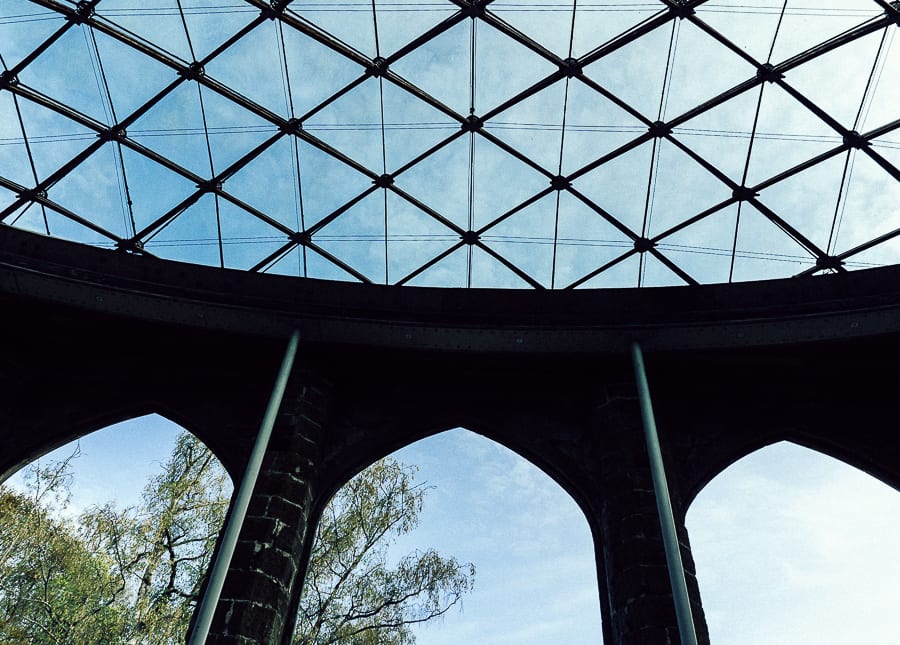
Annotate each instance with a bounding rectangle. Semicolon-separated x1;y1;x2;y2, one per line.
1;0;898;290
3;4;900;644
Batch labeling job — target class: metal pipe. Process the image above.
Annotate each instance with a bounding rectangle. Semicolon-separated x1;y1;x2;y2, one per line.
630;341;699;645
189;330;301;645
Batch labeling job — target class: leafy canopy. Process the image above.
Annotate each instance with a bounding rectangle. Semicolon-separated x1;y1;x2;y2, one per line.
0;432;473;644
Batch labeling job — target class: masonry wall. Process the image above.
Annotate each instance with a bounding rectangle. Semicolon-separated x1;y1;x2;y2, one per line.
5;262;900;644
206;374;333;644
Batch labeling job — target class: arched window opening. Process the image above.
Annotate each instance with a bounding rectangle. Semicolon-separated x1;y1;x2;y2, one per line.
294;428;602;644
0;414;233;644
686;441;900;644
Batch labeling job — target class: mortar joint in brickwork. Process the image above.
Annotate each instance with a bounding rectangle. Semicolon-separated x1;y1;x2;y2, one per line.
295;432;321;447
222;600;234;631
248;567;284;588
596;382;640;406
297;413;324;430
265;494;303;515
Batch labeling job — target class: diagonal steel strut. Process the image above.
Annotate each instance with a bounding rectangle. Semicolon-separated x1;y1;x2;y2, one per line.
188;330;301;645
631;341;699;645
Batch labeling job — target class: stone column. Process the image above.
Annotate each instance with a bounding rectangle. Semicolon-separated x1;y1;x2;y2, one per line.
205;372;332;644
592;394;709;645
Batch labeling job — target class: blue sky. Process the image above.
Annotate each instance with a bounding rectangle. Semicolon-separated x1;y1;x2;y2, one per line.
687;442;900;645
2;1;900;642
1;0;898;286
6;416;900;644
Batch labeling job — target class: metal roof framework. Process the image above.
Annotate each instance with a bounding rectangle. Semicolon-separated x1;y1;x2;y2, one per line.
0;0;898;289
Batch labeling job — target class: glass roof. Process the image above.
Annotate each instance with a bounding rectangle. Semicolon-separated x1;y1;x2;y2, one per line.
1;0;898;289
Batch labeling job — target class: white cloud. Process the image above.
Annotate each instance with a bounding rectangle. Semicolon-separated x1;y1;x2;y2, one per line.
688;441;900;645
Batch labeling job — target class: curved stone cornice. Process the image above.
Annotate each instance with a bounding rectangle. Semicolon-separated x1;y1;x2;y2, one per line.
4;225;900;352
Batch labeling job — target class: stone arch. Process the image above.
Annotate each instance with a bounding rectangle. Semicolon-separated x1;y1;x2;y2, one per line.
686;440;900;644
317;416;599;527
673;416;900;512
0;401;241;484
311;358;615;543
294;426;604;643
2;412;234;513
0;414;233;643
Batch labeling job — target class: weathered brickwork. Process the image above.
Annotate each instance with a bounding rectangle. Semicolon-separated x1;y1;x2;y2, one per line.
9;231;900;645
593;396;710;645
200;377;712;644
206;372;333;645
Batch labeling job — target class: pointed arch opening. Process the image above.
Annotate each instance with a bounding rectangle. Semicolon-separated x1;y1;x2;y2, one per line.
294;427;603;644
0;414;233;644
686;440;900;644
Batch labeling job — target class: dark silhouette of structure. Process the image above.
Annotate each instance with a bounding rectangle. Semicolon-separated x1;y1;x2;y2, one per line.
5;226;900;643
2;0;899;642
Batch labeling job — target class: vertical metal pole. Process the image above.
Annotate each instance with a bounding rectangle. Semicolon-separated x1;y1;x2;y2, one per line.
189;330;301;645
631;341;699;645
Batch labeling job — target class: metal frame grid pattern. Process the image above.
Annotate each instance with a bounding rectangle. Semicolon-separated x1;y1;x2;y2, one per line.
1;0;898;288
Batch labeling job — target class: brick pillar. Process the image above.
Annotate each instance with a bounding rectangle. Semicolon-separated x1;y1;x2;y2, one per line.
593;395;709;645
205;372;332;644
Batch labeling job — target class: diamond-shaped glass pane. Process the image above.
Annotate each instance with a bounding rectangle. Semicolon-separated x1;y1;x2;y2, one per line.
0;0;896;287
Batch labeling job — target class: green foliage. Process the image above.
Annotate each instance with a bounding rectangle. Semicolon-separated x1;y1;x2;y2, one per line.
0;435;230;644
295;460;474;645
80;432;231;643
0;433;474;644
0;452;128;644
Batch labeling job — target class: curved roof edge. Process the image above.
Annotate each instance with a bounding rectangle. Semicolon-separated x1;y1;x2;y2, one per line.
3;225;900;352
